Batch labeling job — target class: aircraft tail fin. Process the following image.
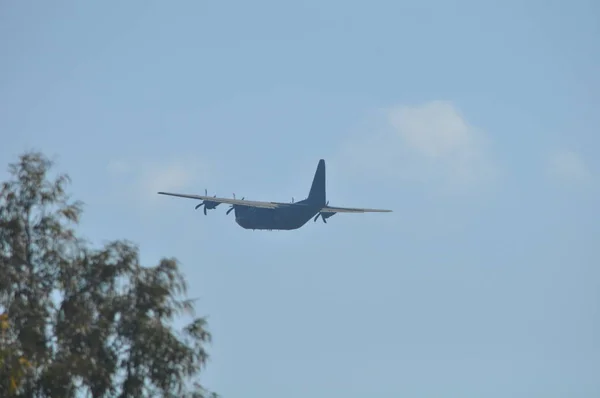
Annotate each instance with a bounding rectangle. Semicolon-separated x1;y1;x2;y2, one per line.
307;159;326;206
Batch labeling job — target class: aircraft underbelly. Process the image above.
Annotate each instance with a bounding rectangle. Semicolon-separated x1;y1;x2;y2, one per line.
234;207;314;230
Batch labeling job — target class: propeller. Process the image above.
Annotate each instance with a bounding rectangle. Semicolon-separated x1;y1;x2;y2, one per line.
314;201;335;223
226;193;244;215
195;189;219;215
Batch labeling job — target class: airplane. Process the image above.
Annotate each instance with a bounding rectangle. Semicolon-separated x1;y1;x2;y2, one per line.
157;159;392;231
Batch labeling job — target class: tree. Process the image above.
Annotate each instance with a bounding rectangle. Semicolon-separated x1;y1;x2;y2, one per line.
0;152;216;398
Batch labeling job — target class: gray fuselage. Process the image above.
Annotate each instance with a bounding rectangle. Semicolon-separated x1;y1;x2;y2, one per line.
233;201;320;230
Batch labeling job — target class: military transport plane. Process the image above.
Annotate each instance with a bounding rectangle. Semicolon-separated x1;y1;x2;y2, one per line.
157;159;392;231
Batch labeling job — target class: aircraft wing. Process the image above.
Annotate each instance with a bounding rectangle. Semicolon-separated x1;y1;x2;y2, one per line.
157;191;282;209
319;205;392;213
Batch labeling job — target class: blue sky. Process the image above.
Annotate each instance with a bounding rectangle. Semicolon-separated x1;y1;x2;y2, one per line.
1;1;599;397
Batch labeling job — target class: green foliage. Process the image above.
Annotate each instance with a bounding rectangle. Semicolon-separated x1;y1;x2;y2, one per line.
0;312;34;395
0;152;216;398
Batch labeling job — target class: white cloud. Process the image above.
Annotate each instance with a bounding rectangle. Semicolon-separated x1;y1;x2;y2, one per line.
389;101;475;159
106;157;213;206
338;101;495;189
547;150;591;183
